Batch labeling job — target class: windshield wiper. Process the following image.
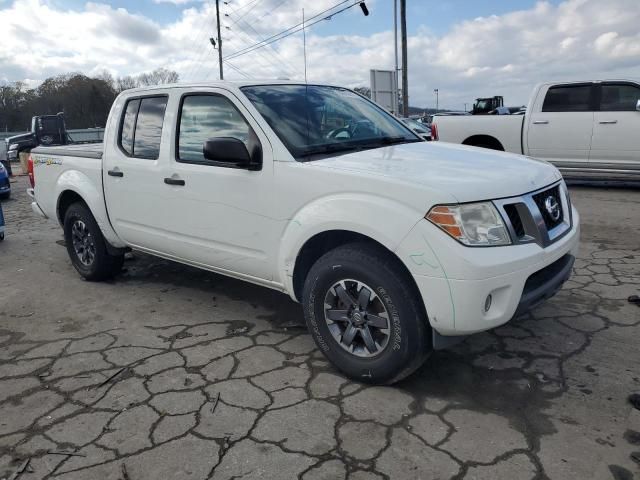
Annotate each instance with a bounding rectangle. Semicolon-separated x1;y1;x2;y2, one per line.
299;142;362;158
299;136;419;159
357;136;420;149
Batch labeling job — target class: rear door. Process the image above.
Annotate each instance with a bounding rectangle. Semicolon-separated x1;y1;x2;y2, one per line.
526;83;596;164
590;81;640;166
103;93;172;253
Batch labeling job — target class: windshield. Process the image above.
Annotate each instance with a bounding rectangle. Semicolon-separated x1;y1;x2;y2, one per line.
241;85;419;159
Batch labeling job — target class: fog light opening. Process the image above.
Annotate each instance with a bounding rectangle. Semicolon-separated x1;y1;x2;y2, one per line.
484;294;492;313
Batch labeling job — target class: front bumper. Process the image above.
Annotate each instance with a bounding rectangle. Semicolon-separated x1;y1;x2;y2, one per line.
396;205;580;338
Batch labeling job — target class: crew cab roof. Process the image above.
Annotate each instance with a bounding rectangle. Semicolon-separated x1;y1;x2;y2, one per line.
119;80;342;96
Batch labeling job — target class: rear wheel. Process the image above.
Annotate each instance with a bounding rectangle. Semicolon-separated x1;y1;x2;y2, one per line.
302;243;431;384
63;202;123;281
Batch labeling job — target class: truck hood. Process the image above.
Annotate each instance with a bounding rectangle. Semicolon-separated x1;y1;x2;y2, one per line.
306;141;561;203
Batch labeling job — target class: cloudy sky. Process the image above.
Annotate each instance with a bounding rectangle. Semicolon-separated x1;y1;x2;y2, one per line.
1;0;639;109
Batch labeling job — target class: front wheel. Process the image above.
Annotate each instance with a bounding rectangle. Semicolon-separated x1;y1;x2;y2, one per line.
302;243;431;384
63;202;124;281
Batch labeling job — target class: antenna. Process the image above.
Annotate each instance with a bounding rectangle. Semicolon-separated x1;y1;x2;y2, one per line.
302;8;308;83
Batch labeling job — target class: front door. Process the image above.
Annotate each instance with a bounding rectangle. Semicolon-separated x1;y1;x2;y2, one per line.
155;88;276;281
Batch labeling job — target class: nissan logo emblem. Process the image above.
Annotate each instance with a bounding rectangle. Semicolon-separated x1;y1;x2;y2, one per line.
544;195;561;221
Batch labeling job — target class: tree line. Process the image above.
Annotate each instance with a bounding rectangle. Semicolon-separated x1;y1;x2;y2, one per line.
0;68;179;132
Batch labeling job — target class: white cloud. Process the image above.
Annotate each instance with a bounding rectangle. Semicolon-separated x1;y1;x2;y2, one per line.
0;0;639;110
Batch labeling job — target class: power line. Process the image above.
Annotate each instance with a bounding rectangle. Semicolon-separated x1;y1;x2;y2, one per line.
225;6;303;78
224;25;300;78
184;2;218;81
225;0;264;27
224;0;355;60
224;60;252;79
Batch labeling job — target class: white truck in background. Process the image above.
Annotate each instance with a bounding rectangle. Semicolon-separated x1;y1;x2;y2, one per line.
28;81;579;384
432;80;640;182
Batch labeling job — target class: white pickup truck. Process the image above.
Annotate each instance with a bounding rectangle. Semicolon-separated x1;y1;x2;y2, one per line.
28;81;579;383
432;80;640;182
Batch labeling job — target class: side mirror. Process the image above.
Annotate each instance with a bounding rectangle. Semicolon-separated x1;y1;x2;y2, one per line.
203;137;260;170
636;99;640;111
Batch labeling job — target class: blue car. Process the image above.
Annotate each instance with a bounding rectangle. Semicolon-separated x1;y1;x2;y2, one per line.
0;161;10;200
0;199;4;241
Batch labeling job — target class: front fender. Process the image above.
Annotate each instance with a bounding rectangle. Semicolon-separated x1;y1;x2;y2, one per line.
277;193;425;297
55;170;125;248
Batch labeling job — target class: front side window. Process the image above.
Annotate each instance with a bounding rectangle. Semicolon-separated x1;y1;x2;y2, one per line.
118;96;167;159
178;94;251;164
600;84;640;111
241;84;419;159
542;85;592;112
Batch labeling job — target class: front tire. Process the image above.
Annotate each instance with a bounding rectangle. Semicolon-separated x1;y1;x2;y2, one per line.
302;243;431;384
63;202;124;281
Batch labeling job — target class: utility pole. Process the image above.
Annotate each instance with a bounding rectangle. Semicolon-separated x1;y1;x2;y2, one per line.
393;0;399;116
400;0;408;117
434;88;439;111
464;102;468;112
215;0;224;80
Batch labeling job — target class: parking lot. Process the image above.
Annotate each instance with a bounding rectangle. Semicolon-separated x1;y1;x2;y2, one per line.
0;175;639;480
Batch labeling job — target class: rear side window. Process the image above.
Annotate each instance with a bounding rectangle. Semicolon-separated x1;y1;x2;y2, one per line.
118;96;168;159
120;99;140;155
542;85;592;112
177;94;251;164
600;84;640;111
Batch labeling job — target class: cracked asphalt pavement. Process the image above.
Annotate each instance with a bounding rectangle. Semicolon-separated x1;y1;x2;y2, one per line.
1;176;639;480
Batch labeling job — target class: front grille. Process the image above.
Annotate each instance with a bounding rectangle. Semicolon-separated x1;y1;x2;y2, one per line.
532;186;563;230
494;181;571;248
503;204;525;238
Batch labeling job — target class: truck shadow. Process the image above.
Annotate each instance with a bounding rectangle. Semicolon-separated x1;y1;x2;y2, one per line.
113;250;306;329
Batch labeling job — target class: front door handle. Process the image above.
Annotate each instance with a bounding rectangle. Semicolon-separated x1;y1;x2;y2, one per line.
533;120;549;125
164;177;185;186
599;120;618;124
107;169;124;177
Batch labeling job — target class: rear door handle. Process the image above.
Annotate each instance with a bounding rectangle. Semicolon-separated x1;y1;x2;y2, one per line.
164;177;185;186
598;120;618;124
107;169;124;177
533;120;549;125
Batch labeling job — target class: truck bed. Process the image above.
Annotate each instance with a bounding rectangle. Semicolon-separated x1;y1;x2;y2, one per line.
434;115;524;155
33;143;104;159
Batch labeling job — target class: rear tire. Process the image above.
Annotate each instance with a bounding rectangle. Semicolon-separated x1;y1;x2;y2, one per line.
63;202;124;281
302;242;431;384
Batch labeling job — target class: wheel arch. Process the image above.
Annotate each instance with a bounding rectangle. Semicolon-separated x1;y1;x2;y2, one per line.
291;230;422;308
57;190;85;225
462;134;505;151
54;170;125;249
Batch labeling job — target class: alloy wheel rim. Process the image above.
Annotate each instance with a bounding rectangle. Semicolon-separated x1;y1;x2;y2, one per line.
71;220;96;266
323;279;391;358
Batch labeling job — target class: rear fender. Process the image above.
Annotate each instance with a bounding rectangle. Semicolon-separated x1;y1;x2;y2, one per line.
55;170;125;248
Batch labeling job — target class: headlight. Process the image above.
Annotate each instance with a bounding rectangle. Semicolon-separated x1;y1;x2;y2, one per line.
8;143;17;151
426;202;511;246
